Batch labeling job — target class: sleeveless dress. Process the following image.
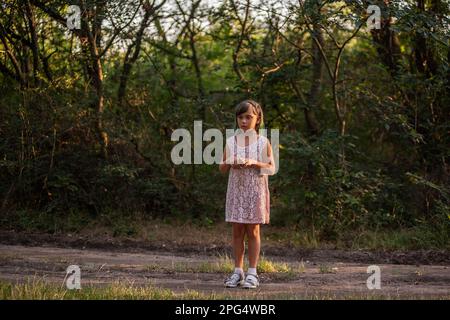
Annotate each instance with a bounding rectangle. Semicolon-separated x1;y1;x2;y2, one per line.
225;134;270;224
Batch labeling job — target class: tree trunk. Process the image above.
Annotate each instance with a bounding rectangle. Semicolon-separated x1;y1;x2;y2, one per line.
370;0;402;78
24;1;40;85
305;19;324;136
82;1;108;159
118;6;152;106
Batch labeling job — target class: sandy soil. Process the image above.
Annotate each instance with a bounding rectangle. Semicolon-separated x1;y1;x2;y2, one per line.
0;232;449;299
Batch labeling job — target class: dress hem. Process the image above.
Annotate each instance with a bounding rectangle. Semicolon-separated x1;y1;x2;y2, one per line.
225;219;269;225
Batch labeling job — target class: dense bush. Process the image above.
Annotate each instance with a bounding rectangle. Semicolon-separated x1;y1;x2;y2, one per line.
0;1;448;245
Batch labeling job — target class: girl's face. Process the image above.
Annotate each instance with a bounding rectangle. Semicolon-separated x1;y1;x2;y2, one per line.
237;106;259;132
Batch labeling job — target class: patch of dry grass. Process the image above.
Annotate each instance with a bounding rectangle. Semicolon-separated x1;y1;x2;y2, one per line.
2;279;446;300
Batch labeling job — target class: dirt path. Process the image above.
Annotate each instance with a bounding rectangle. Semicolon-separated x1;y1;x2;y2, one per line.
0;243;449;299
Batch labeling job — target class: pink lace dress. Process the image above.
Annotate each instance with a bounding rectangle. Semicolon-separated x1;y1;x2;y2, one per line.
225;134;270;224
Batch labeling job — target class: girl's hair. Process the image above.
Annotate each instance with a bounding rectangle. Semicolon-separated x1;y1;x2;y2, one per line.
234;99;264;132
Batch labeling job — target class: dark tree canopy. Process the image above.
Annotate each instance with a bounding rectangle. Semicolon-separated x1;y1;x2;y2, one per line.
0;0;449;246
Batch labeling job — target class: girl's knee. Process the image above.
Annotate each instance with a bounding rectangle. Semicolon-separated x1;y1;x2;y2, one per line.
246;225;260;239
232;224;246;239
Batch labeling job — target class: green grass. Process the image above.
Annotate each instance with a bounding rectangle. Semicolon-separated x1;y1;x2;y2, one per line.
345;225;450;250
0;279;221;300
141;254;305;275
318;265;338;274
264;225;450;251
1;208;448;250
258;256;306;275
143;254;235;274
1;280;447;300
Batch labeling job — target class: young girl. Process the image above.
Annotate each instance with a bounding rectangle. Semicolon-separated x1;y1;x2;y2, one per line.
219;99;275;289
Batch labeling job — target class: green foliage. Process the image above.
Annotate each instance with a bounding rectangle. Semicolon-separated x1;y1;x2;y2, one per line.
0;0;448;248
272;129;448;241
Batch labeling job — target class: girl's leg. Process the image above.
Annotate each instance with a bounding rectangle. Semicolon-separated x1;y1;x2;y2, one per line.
245;224;260;268
232;223;246;268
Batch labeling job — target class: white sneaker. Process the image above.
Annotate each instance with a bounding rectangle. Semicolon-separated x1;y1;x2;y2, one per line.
242;273;259;289
224;272;245;288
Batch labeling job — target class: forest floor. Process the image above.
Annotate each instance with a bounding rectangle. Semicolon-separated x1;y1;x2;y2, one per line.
0;227;449;299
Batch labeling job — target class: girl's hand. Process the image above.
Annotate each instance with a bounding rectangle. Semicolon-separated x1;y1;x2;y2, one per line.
230;159;258;169
243;159;258;168
229;156;245;169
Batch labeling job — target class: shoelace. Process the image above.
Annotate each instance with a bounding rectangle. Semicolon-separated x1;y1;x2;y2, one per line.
226;273;241;283
245;274;258;285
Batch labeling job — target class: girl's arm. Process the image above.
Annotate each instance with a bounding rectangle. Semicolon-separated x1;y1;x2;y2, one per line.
219;144;243;174
243;140;276;174
219;145;231;174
